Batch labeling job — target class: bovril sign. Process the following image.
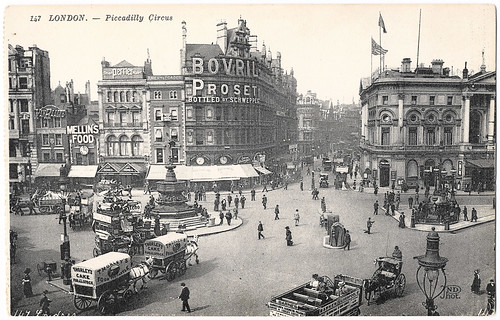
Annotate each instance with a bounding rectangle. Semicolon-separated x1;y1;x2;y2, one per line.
67;124;99;145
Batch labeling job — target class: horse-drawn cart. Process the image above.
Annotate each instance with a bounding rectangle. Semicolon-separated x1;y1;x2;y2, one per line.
364;257;406;305
144;233;199;281
71;252;148;315
267;274;364;316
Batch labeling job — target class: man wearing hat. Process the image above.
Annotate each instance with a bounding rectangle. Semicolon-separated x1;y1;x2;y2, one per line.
39;290;51;315
366;217;374;234
179;282;191;313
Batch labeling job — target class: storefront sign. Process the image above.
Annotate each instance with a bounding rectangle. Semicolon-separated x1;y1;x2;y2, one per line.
36;105;66;119
68;124;99;145
102;67;143;79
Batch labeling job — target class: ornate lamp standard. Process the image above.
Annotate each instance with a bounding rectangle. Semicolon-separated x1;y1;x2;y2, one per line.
450;168;457;202
414;227;448;316
433;168;440;191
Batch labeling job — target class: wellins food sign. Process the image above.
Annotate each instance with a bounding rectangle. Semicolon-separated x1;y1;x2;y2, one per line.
187;57;261;104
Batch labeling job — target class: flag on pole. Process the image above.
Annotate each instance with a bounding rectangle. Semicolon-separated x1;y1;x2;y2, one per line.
379;13;387;33
371;38;388;55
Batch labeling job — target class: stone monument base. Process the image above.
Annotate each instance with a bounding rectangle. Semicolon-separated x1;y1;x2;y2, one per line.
322;235;345;249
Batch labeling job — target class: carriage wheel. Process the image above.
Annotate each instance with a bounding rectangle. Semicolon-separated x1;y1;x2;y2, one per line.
73;295;92;310
351;308;361;316
37;263;45;276
93;248;100;257
122;289;134;304
149;268;158;279
97;291;117;315
394;274;406;297
165;262;177;282
178;260;187;276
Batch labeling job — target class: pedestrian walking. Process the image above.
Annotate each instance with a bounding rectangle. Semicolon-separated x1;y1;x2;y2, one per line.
221;199;227;211
300;180;304;191
234;196;239;209
238;185;243;197
219;211;224;225
415;192;419;204
240;195;246;209
10;230;17;264
258;221;265;239
22;268;33;298
471;207;478;222
294;209;300;226
471;269;481;294
214;198;219;211
233;208;238;220
28;199;37;215
284;181;288;190
262;183;268;193
225;210;232;225
227;194;232;207
262;194;267;209
285;226;293;246
391;203;396;216
39;290;52;315
408;196;413;209
365;217;374;234
179;283;191;313
373;200;379;215
251;188;256;201
274;205;280;220
343;230;351;251
463;206;469;221
398;213;406;228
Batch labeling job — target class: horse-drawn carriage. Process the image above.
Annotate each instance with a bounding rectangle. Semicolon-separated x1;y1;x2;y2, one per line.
144;233;199;281
364;257;406;305
319;173;329;188
71;252;149;315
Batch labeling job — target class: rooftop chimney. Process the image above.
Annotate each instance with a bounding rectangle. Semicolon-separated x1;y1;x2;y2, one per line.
401;58;412;73
431;59;444;75
463;61;468;79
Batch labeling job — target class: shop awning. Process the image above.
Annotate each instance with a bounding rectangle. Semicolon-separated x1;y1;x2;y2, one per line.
240;164;259;178
254;166;273;175
465;159;495;169
68;165;98;178
34;163;62;177
146;165;192;180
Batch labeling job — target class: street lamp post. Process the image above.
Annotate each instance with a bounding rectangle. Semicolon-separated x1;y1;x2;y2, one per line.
433;168;439;191
450;169;457;202
414;227;448;316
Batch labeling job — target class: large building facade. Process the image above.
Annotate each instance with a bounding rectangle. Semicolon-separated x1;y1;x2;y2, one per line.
359;58;495;190
97;59;152;185
180;18;297;169
8;44;52;190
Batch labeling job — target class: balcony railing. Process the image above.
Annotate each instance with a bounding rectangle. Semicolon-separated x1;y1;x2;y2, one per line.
104;122;143;128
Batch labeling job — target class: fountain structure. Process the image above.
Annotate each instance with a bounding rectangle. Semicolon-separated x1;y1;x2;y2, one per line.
150;164;207;231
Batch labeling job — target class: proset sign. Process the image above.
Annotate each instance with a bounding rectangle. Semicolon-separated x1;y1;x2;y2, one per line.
67;124;99;145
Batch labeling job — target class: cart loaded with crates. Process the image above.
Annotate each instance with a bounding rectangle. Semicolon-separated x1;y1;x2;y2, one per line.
144;233;199;281
71;252;149;315
267;274;364;316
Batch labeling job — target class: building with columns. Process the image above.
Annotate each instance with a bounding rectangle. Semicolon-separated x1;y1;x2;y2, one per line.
359;57;495;190
8;44;52;192
97;58;152;185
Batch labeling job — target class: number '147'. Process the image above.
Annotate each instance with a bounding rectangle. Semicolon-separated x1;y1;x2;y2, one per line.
30;16;41;22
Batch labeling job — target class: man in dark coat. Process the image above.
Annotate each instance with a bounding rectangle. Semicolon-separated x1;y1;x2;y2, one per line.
227;195;232;207
343;230;351;251
39;290;51;315
258;221;265;239
373;200;379;215
240;195;246;209
225;210;232;225
366;217;374;234
463;206;469;221
251;188;256;201
285;226;293;246
179;283;191;312
262;194;267;209
274;205;280;220
471;207;478;222
219;211;224;225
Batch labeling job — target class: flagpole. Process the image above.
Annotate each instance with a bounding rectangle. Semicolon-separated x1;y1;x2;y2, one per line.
379;12;382;74
416;9;422;70
371;39;373;82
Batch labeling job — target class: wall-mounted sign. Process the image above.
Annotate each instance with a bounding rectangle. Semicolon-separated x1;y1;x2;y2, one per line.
68;124;99;145
102;67;143;80
36;105;66;119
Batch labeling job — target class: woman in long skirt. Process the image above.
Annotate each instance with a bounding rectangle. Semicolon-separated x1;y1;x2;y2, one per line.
22;268;33;297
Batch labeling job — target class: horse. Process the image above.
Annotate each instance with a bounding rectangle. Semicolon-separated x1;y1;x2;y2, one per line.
185;235;200;266
129;259;152;293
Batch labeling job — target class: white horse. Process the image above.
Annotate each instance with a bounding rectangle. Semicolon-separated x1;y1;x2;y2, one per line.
185;235;200;266
129;259;152;293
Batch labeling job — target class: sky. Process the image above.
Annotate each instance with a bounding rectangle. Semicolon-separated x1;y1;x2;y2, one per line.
4;3;496;103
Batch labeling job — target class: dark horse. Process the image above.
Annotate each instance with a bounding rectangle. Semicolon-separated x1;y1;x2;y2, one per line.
364;272;390;305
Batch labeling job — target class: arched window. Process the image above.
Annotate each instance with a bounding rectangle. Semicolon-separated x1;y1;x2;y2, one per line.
119;135;130;156
120;91;125;102
407;160;419;178
131;135;143;156
107;135;118;156
126;91;131;102
113;91;118;102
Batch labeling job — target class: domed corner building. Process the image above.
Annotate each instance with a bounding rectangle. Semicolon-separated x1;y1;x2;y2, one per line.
359;58;495;192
